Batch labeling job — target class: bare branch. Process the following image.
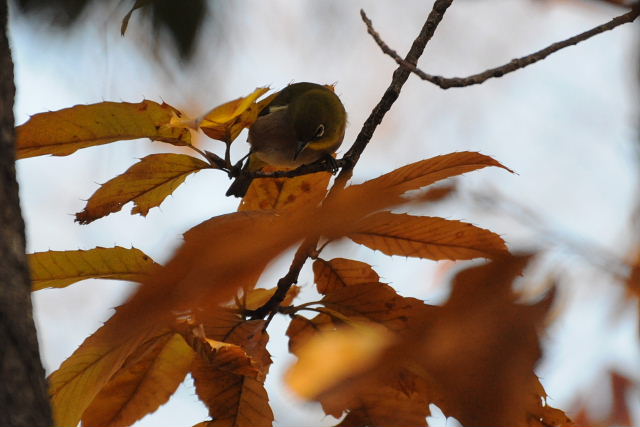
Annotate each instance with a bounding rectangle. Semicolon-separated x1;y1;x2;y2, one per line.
363;5;640;89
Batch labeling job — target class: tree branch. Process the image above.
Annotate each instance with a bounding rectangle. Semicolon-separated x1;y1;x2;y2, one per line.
246;0;455;320
362;5;640;89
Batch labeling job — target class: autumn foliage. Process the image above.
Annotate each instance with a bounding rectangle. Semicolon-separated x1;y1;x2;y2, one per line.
19;86;577;427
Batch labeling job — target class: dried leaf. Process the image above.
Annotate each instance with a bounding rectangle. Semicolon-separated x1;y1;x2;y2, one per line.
199;87;273;143
331;370;432;427
82;333;194;427
192;321;273;427
75;153;211;224
48;320;160;427
17;100;190;159
240;170;332;212
349;211;508;260
355;151;512;195
177;323;259;378
410;255;567;427
321;282;431;334
313;258;380;295
30;246;159;291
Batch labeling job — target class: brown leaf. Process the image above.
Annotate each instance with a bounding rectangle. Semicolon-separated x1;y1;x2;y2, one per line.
330;369;432;427
322;282;430;334
409;255;568;427
75;153;211;224
177;322;259;378
82;332;194;427
192;320;273;427
349;211;508;260
312;258;380;295
16;100;191;159
240;170;332;212
30;246;159;291
354;151;512;195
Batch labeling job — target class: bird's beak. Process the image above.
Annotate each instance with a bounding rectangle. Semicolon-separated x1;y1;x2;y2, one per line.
293;140;310;161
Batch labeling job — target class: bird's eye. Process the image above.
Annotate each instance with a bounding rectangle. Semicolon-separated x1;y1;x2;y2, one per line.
315;124;325;138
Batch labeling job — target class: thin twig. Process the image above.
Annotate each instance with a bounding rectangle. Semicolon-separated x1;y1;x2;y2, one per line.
247;0;454;320
362;5;640;89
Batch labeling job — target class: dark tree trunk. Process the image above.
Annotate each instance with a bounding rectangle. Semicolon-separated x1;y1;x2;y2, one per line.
0;1;52;425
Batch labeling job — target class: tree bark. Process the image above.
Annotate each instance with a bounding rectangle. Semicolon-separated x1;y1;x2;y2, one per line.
0;1;52;425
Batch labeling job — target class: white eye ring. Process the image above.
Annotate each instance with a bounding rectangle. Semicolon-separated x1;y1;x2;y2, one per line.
315;124;325;138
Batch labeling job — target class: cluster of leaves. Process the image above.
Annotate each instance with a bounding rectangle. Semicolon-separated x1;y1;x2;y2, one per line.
19;87;573;426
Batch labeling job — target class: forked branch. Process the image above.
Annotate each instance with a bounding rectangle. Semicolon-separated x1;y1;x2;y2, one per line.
362;5;640;89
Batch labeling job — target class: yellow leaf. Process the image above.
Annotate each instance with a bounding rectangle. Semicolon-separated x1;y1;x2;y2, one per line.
355;151;512;195
349;211;508;260
192;320;273;427
48;321;159;427
75;153;211;224
285;321;392;400
312;258;380;294
16;100;191;159
82;333;194;427
239;170;332;212
199;87;272;143
242;286;301;311
30;246;159;291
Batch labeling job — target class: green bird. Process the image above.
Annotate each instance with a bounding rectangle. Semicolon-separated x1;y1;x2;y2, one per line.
226;82;347;197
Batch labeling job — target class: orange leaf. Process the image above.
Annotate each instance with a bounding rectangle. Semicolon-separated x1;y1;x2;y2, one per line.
312;258;380;295
239;171;332;212
354;151;512;195
16;100;190;159
349;211;508;260
82;333;194;427
30;246;159;291
48;320;160;427
199;87;273;143
192;320;273;427
75;153;211;224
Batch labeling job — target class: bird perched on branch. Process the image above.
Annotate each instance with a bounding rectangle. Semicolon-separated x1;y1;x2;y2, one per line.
226;82;347;197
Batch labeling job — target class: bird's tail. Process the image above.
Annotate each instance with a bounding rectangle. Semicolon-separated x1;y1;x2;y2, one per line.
226;154;266;197
226;174;253;197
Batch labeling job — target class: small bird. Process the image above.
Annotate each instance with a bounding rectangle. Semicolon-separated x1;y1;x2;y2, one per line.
226;82;347;197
